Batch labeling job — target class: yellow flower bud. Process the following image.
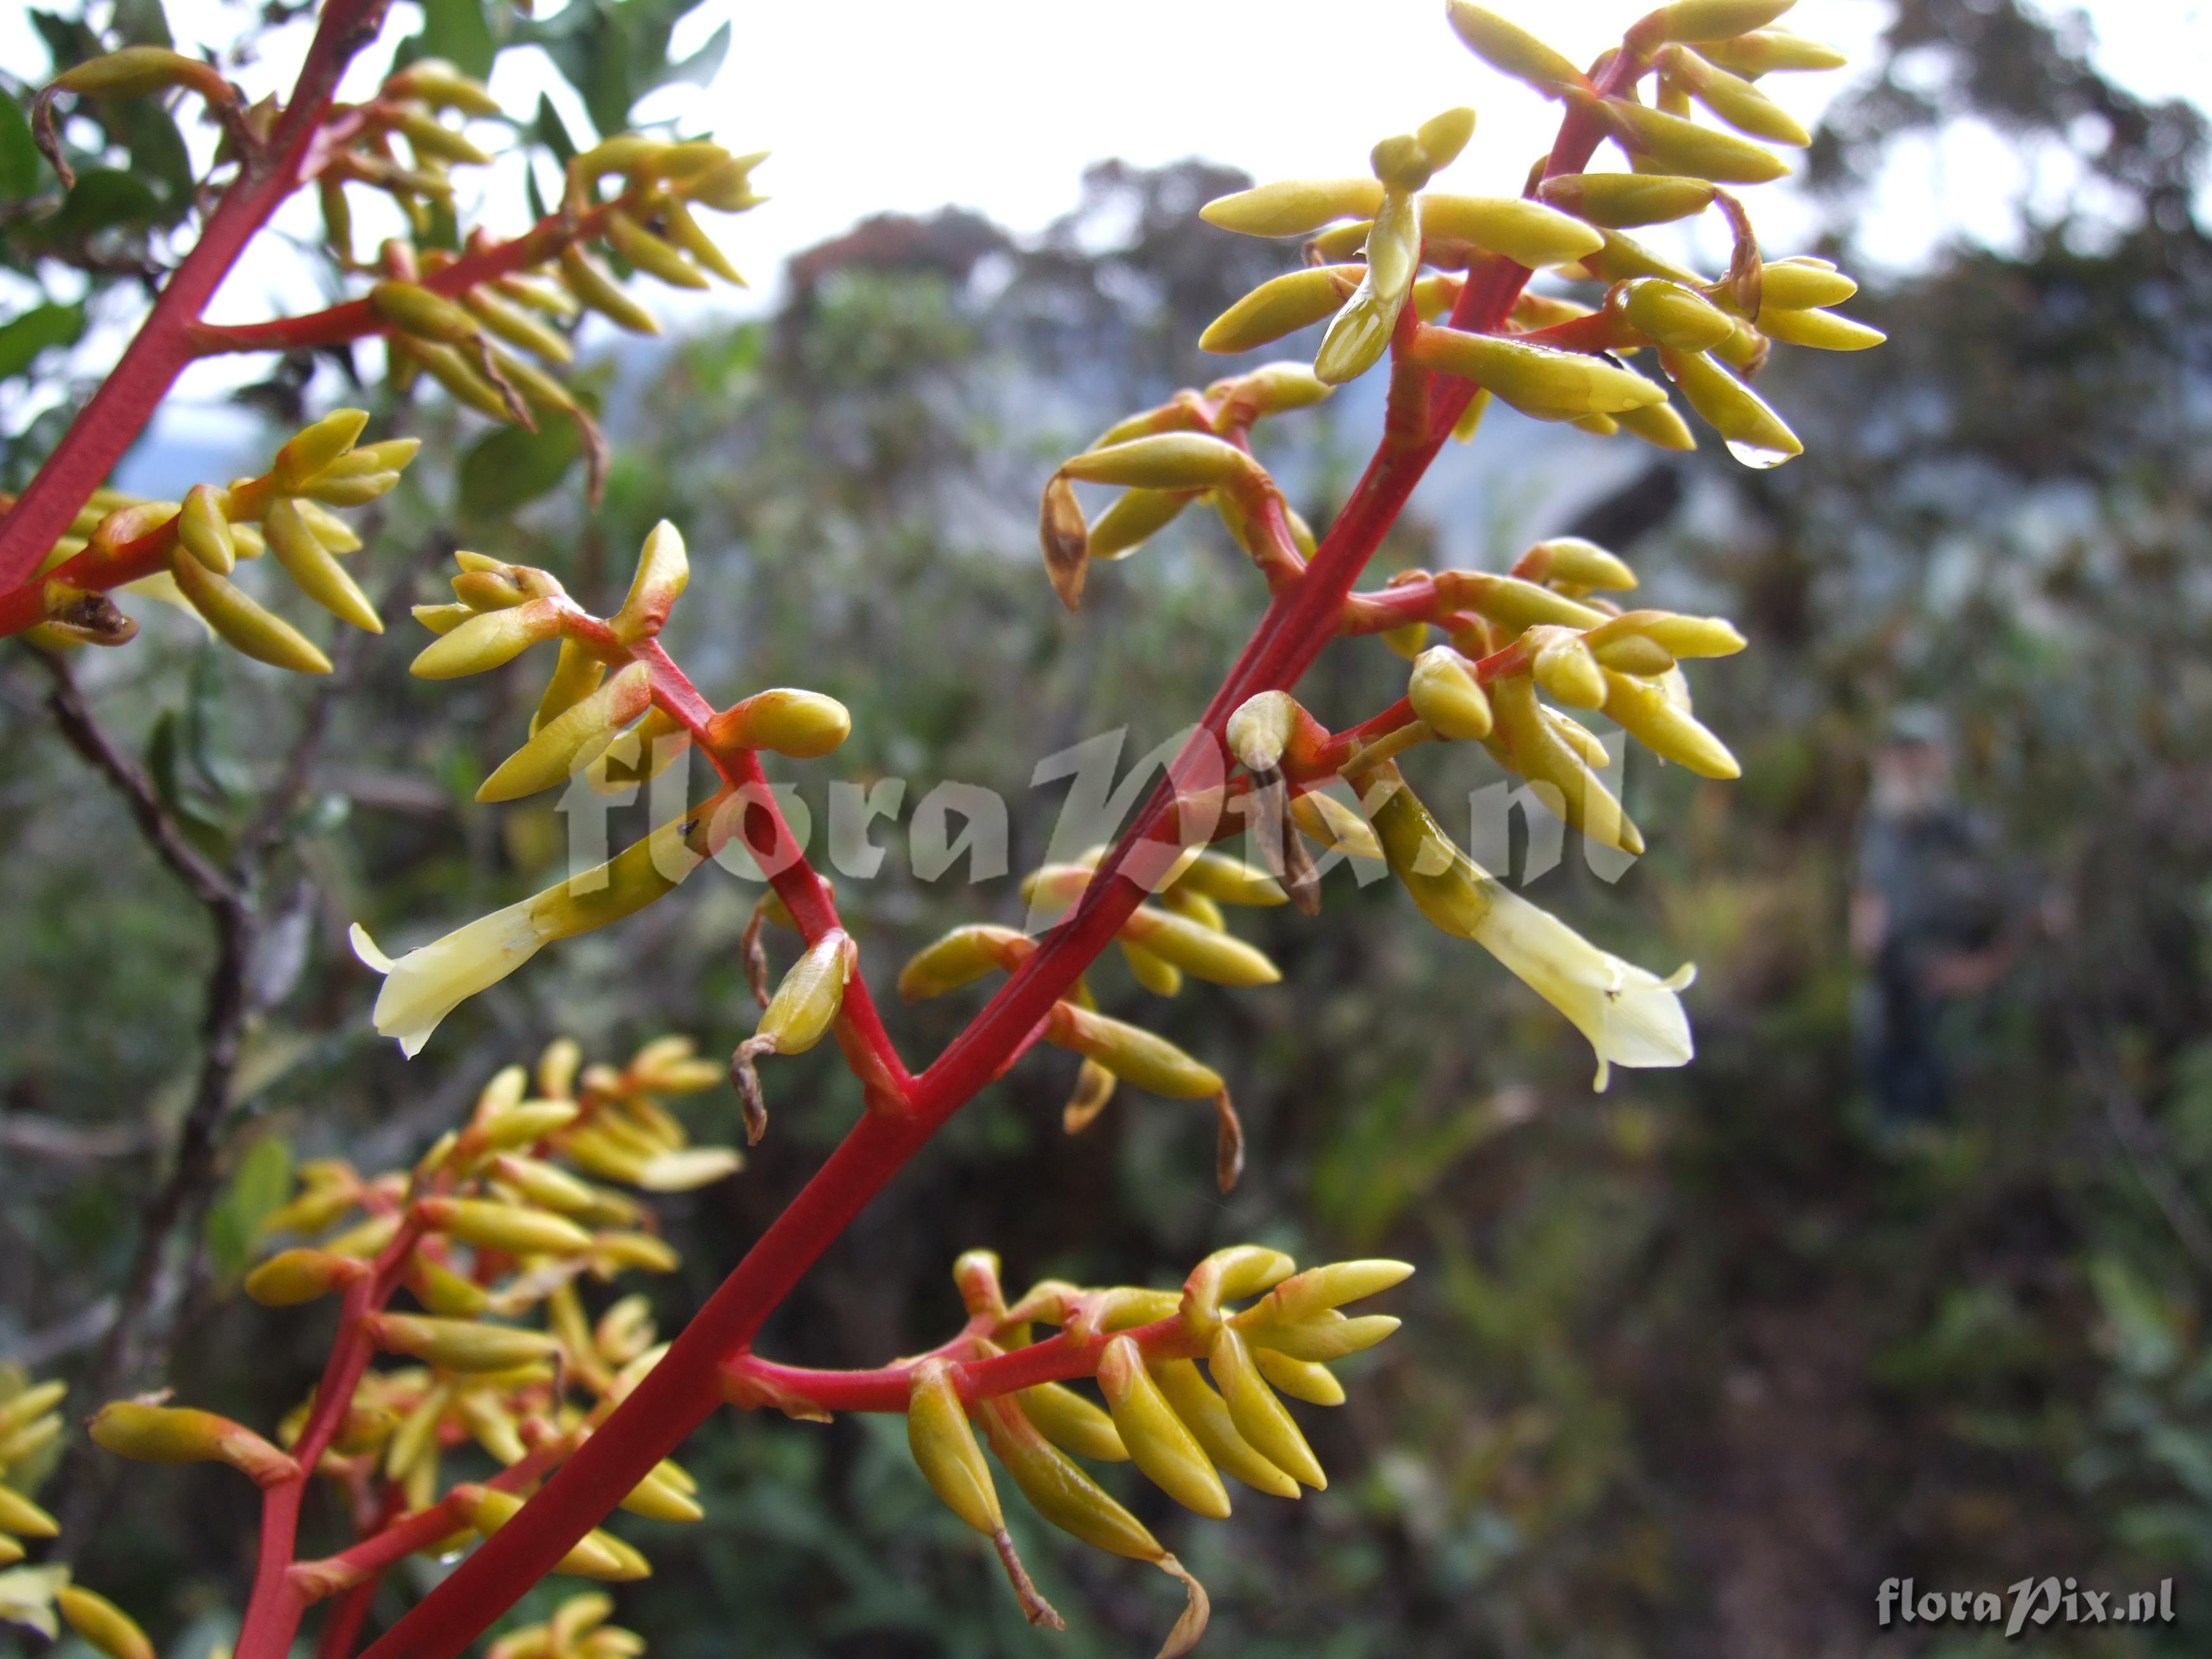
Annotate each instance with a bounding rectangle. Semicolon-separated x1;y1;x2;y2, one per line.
908;1360;1001;1535
616;1465;703;1523
1517;537;1637;591
1245;1259;1414;1324
1118;907;1278;987
1587;93;1788;183
1602;669;1740;777
973;1394;1159;1560
1702;27;1849;75
0;1382;67;1440
1086;487;1194;561
176;485;235;573
88;1401;300;1487
53;45;226;104
479;663;654;802
1490;673;1642;852
1207;1327;1324;1488
1536;171;1717;227
1616;277;1736;350
628;1147;739;1191
1530;627;1608;709
408;1252;493;1316
1409;646;1493;740
264;497;381;633
1444;3;1589;96
1407;325;1665;418
559;246;660;335
1649;0;1798;42
593;1230;681;1273
604;211;708;290
1617;399;1699;450
1120;939;1183;997
897;924;1030;1000
1058;433;1263;494
1756;306;1885;351
1658;346;1802;464
1094;1336;1230;1518
1045;1005;1223;1100
244;1248;371;1306
463;289;574;364
365;1313;562;1372
661;199;745;285
1759;258;1857;310
1169;850;1287;908
167;547;333;673
1226;688;1296;772
384;59;504;115
370;280;481;346
1198;176;1383;237
1018;1382;1128;1463
1252;1351;1346;1406
1662;45;1811;145
415;1196;595;1256
1235;1311;1402;1361
0;1485;59;1537
1199;264;1360;355
410;596;565;678
758;932;851;1055
1147;1357;1298;1497
1417;194;1603;268
274;409;371;491
55;1587;153;1659
706;688;852;758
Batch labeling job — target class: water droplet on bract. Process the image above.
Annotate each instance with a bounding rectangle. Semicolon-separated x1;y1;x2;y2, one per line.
436;1549;465;1566
1725;439;1792;471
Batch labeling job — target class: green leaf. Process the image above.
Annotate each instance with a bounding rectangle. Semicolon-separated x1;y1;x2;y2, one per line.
532;93;576;165
205;1135;294;1282
46;167;160;236
653;19;729;92
418;0;498;81
458;416;580;518
0;303;83;380
0;95;42;201
110;0;173;48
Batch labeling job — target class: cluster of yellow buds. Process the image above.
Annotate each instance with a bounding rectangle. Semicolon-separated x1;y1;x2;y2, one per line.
486;1592;643;1659
0;1572;153;1659
1037;360;1333;608
353;523;852;1057
0;1374;65;1568
1221;529;1729;1087
900;840;1341;1190
1194;0;1873;465
77;1040;731;1596
20;409;415;661
318;58;507;253
868;1246;1409;1656
361;136;764;495
0;1372;174;1659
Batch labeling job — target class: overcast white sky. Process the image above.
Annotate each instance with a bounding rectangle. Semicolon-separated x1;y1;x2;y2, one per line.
4;0;2209;409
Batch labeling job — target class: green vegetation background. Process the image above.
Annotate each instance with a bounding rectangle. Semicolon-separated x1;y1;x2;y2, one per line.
6;2;2212;1655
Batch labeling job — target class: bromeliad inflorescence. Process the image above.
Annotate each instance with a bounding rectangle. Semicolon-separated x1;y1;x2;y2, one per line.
13;3;1883;1656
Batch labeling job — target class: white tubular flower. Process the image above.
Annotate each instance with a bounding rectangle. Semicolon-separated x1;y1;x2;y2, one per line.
350;908;549;1058
1366;762;1694;1090
1464;882;1695;1091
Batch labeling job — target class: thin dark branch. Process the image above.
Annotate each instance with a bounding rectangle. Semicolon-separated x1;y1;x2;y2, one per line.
35;646;238;909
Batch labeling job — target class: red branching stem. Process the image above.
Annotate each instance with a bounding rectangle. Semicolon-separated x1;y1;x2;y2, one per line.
312;1578;382;1659
723;1310;1208;1415
0;0;395;592
235;1218;420;1659
187;198;628;358
347;42;1639;1659
292;1438;571;1603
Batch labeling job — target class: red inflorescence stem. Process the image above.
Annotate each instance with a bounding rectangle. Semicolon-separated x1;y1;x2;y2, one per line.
0;0;394;592
223;31;1643;1659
